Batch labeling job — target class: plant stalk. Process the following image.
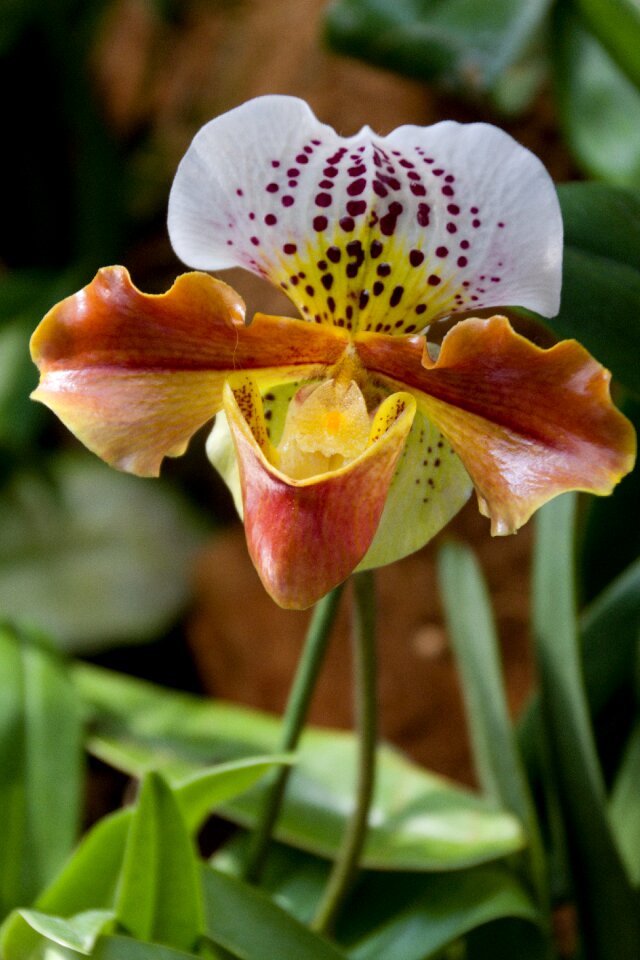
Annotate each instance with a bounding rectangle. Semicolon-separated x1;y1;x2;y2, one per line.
312;570;377;937
243;585;344;883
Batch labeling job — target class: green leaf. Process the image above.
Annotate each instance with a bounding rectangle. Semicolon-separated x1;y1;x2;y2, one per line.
0;625;83;915
18;910;114;955
116;773;204;952
92;936;201;960
554;5;640;186
325;0;551;99
532;495;640;959
437;541;546;905
346;866;541;960
610;721;640;885
75;664;525;872
0;453;205;652
534;183;640;397
202;866;347;960
575;0;640;91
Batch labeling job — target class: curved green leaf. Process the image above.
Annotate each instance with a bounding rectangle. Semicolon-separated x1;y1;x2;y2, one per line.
0;454;205;652
76;664;525;872
575;0;640;91
202;867;347;960
554;5;640;186
610;721;640;886
325;0;551;99
93;936;200;960
18;910;114;955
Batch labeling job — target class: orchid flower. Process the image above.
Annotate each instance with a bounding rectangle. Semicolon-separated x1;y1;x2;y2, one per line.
31;96;635;608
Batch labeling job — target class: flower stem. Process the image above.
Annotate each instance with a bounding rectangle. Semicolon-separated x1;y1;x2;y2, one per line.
242;585;344;884
312;570;377;937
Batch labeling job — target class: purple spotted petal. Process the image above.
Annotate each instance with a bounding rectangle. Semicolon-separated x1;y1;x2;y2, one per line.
168;95;562;334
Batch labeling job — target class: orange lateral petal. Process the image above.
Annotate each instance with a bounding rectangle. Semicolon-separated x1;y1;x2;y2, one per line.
31;266;347;476
224;381;416;608
355;316;636;534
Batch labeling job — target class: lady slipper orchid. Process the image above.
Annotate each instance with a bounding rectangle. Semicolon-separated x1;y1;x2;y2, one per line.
31;96;635;608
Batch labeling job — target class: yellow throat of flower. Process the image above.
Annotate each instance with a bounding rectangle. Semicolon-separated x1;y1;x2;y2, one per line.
277;379;371;480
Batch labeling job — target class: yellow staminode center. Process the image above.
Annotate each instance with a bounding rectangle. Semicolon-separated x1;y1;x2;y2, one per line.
277;379;371;480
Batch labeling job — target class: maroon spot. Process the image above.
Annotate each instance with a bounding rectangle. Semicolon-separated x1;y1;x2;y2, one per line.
226;240;233;246
410;184;426;197
399;158;414;169
324;166;338;177
346;305;353;320
377;262;391;276
283;243;297;254
327;296;336;312
460;239;470;250
472;219;481;228
304;145;313;154
305;285;314;296
417;203;430;227
491;276;501;283
446;222;458;234
250;236;259;246
287;168;299;177
312;139;322;146
236;189;244;196
359;290;370;309
319;180;333;189
249;212;255;220
272;160;280;168
348;164;366;176
282;196;294;207
347;178;367;196
471;206;479;214
435;246;448;258
340;216;355;232
379;173;401;190
390;285;404;307
447;204;460;215
498;221;505;228
346;263;360;278
321;274;334;290
409;249;424;267
373;281;384;296
327;245;341;263
370;239;383;258
415;304;427;315
445;175;455;183
265;214;277;225
373;180;388;198
428;274;441;286
424;157;434;164
290;276;299;286
317;259;327;270
347;199;367;216
288;180;297;188
407;171;420;181
457;256;468;268
266;182;279;193
315;193;332;207
405;324;417;333
442;186;454;197
313;215;328;231
280;281;288;289
432;168;443;176
296;154;309;164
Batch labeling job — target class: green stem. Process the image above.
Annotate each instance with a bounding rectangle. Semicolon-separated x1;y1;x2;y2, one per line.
242;586;344;884
312;570;377;937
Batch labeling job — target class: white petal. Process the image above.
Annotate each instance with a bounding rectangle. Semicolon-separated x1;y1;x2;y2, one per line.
169;96;562;332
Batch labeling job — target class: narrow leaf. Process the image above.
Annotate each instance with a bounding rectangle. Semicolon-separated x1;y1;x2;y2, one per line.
610;721;640;885
437;540;547;905
93;936;200;960
116;773;203;952
575;0;640;91
533;495;640;959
